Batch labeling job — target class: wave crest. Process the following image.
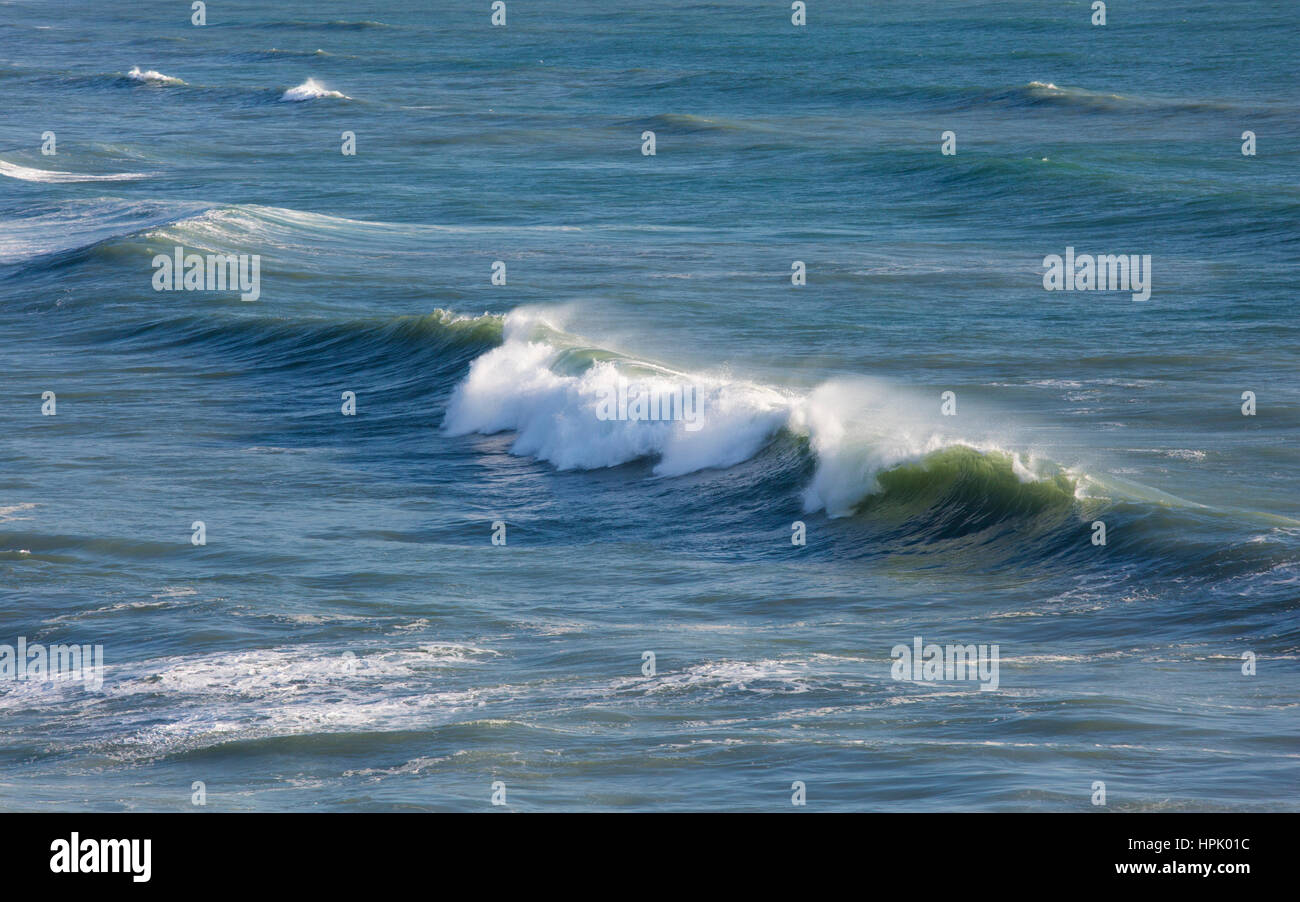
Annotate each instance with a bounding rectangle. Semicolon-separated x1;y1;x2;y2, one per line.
443;310;1079;521
443;310;790;475
280;78;351;102
127;66;185;86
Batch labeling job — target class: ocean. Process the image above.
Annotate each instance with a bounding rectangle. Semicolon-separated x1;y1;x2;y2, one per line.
1;0;1297;811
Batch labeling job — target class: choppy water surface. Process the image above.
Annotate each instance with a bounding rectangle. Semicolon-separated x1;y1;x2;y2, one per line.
1;1;1297;810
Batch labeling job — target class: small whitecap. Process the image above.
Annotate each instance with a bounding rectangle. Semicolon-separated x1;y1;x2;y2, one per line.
127;66;185;86
280;78;351;102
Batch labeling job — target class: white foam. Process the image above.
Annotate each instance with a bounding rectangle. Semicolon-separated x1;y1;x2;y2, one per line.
791;380;1053;516
280;78;350;101
0;642;506;759
0;159;147;183
127;66;185;86
616;659;823;694
789;380;947;516
0;503;36;523
443;309;791;476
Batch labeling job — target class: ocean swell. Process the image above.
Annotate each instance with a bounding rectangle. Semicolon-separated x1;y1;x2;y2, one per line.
443;309;1079;520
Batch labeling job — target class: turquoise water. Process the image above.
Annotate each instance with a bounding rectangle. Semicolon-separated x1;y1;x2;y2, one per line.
1;1;1297;810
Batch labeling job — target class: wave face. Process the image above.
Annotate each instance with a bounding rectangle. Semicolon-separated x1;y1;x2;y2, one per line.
2;0;1298;814
0;198;202;265
437;307;1290;582
443;311;1091;531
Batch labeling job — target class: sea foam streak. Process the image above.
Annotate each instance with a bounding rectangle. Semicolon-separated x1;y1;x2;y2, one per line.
0;159;148;183
280;78;350;101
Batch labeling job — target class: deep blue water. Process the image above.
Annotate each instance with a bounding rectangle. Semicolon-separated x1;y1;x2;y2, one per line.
0;0;1297;810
